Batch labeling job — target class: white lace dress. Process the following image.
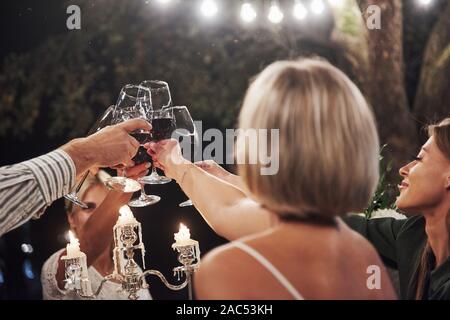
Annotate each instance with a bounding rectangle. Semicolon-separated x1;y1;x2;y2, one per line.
41;249;152;300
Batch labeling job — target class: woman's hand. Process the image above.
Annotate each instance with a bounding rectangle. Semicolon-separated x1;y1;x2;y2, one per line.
146;140;190;181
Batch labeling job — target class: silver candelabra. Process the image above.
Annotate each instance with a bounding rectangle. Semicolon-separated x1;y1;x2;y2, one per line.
61;206;201;300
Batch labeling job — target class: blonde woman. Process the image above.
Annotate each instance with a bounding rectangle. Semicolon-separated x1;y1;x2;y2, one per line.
196;119;450;300
149;59;396;299
41;165;152;300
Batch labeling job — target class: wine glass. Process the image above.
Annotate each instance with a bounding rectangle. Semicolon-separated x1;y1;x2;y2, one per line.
138;80;173;185
143;106;198;206
105;85;160;207
64;106;115;209
171;106;198;208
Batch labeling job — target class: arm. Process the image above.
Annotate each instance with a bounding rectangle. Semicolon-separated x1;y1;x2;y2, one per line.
149;140;277;241
0;150;76;237
0;119;151;237
194;160;248;194
343;215;408;268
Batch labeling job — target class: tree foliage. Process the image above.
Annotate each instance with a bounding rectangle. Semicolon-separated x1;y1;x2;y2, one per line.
0;0;364;142
0;0;448;179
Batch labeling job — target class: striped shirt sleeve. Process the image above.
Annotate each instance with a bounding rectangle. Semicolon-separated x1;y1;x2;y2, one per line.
0;149;76;237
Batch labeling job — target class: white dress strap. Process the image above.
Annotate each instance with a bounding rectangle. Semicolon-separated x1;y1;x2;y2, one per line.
232;241;304;300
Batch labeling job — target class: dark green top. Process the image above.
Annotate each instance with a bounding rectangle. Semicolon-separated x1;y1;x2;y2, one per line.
344;215;450;300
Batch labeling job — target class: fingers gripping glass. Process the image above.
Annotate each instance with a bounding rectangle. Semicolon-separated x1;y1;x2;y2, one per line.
64;106;115;210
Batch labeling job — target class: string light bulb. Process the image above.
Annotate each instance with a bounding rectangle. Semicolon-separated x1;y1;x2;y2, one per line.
241;2;257;23
311;0;325;15
293;0;308;20
418;0;432;6
200;0;218;18
268;1;284;24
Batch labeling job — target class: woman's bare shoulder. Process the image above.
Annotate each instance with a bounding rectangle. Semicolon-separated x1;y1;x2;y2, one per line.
194;242;260;300
338;220;382;260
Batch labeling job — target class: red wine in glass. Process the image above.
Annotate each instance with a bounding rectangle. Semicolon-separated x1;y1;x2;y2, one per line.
131;131;152;165
152;118;176;142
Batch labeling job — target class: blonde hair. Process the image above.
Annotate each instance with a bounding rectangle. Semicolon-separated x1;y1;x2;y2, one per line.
65;170;111;214
238;59;380;218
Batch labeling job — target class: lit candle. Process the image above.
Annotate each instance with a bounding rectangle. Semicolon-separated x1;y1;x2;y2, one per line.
172;223;201;270
65;231;83;258
61;231;93;296
174;223;194;246
117;205;138;226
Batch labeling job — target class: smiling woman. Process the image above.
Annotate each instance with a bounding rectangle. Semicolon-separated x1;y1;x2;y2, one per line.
397;118;450;299
397;122;450;213
346;118;450;300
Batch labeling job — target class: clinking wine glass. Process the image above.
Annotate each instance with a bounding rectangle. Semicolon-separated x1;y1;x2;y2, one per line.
138;80;173;185
105;85;160;207
141;106;198;207
171;106;198;208
64;106;115;210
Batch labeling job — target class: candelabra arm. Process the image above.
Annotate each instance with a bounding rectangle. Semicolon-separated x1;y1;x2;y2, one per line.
76;274;119;299
141;270;188;291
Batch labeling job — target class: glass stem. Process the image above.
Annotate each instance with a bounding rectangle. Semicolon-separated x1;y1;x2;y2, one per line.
74;171;90;194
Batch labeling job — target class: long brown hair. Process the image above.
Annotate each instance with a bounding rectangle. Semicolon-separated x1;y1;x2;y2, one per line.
414;118;450;299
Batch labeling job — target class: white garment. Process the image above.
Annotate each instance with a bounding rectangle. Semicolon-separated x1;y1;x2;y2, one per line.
41;249;152;300
232;241;304;300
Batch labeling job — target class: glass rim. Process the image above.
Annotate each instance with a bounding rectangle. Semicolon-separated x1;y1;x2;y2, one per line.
139;80;171;93
119;84;151;100
140;80;169;87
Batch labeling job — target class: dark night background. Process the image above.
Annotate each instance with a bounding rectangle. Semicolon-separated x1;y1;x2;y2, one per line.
0;0;449;300
0;0;231;300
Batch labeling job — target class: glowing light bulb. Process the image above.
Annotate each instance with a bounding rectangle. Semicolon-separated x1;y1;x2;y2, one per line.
418;0;432;5
241;3;257;23
201;0;218;18
311;0;325;15
293;1;308;20
268;3;284;24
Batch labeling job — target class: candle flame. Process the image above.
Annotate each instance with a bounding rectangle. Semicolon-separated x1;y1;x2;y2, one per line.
119;205;134;218
68;230;77;243
180;223;190;233
174;223;191;243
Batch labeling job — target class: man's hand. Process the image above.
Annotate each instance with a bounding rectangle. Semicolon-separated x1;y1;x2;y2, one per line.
62;119;151;177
